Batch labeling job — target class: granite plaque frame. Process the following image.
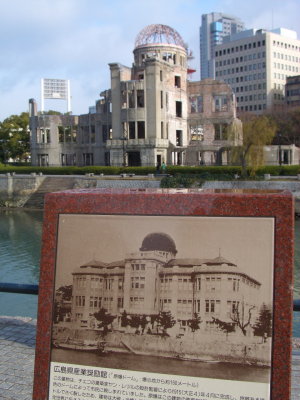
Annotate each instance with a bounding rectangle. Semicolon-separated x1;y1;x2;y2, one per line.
33;188;294;400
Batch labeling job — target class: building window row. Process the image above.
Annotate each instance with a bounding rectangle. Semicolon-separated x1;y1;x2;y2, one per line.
219;72;266;81
233;83;266;92
236;93;266;102
216;53;266;66
205;299;221;314
273;63;299;73
61;153;76;166
214;95;228;112
58;125;77;143
90;277;103;289
177;299;193;313
272;41;300;51
215;40;266;57
75;296;85;307
131;276;145;289
217;62;266;73
160;277;173;289
130;297;144;306
37;128;51;144
238;104;266;112
190;95;203;113
274;73;292;80
121;89;145;109
131;263;146;271
89;296;102;308
75;277;86;288
123;121;146;140
273;53;299;62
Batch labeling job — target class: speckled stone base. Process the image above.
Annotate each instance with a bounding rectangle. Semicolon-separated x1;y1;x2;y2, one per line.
33;188;295;400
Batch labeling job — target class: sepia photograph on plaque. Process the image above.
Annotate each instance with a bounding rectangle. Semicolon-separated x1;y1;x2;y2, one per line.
49;213;275;399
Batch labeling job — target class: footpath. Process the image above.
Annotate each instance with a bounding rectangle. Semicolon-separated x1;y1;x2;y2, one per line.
0;316;299;400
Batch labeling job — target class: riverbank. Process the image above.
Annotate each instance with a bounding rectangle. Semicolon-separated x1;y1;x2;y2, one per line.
1;174;300;213
0;316;299;400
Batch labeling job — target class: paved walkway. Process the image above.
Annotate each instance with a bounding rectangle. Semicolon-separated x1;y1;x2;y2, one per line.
0;316;299;400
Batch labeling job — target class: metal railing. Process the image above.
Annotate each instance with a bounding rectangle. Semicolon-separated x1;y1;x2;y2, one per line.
0;282;299;311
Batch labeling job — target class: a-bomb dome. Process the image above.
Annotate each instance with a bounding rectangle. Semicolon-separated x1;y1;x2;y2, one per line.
135;24;185;49
140;232;177;254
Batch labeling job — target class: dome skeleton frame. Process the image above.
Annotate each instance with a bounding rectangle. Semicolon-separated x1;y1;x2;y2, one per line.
135;24;186;49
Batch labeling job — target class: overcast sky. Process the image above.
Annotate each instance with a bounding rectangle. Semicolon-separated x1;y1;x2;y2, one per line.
0;0;299;121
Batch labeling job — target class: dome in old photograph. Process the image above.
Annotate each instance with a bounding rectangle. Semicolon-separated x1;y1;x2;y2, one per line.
134;24;186;49
140;232;177;254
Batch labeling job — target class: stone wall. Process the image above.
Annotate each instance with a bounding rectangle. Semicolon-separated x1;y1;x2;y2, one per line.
0;174;161;207
0;174;45;207
1;174;299;212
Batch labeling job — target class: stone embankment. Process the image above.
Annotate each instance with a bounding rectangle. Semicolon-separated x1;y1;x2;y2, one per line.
0;173;300;214
0;173;161;208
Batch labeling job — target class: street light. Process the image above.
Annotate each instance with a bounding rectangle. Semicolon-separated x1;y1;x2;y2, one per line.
119;135;128;167
278;133;282;166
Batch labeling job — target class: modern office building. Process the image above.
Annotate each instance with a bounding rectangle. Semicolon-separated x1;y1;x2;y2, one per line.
200;12;245;80
29;24;241;167
71;232;261;333
214;28;300;113
285;74;300;107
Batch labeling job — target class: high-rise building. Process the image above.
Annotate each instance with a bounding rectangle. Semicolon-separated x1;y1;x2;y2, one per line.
200;12;245;80
214;28;300;113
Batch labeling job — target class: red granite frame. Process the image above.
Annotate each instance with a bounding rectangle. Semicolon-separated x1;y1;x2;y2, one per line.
32;188;294;400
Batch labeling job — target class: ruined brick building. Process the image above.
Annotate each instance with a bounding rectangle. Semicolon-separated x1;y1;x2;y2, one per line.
29;24;242;167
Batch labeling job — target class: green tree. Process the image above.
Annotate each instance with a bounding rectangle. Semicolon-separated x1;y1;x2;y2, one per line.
230;302;255;336
129;315;142;331
212;317;235;338
56;285;73;301
253;303;272;342
156;311;176;336
121;310;130;327
93;308;115;334
53;285;73;322
187;313;202;332
0;112;30;163
229;113;277;177
41;110;63;115
268;107;300;148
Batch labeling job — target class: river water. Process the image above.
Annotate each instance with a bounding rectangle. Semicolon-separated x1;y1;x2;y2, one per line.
51;348;271;383
0;209;299;337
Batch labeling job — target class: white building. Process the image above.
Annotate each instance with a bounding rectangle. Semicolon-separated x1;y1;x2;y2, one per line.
200;12;245;80
215;28;300;113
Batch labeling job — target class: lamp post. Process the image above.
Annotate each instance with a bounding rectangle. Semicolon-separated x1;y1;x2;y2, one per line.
120;135;128;167
278;133;282;166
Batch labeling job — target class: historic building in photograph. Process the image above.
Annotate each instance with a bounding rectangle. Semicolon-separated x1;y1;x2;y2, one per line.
29;24;241;167
71;232;261;334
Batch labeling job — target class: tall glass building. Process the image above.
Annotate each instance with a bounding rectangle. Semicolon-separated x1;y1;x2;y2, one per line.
200;12;245;80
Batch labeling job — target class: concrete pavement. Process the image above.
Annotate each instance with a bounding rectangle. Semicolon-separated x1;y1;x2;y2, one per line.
0;316;299;400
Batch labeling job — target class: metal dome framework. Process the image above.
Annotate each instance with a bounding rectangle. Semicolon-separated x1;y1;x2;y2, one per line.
135;24;186;49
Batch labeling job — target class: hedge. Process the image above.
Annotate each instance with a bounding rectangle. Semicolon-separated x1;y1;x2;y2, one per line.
0;164;299;176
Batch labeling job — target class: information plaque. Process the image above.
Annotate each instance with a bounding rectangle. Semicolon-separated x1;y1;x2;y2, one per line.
33;188;294;400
